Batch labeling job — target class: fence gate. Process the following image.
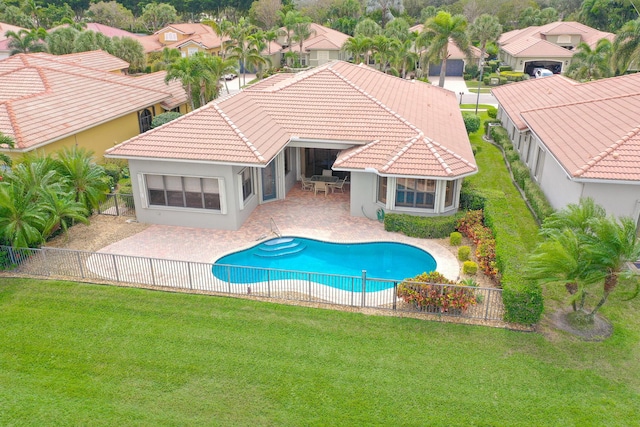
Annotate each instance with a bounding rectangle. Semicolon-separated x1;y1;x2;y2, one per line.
96;193;135;217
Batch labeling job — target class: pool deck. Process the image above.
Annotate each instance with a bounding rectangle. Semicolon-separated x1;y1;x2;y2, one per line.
98;184;461;281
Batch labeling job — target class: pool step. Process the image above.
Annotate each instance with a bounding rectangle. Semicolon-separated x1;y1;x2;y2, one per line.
259;242;299;252
255;245;306;258
263;237;294;246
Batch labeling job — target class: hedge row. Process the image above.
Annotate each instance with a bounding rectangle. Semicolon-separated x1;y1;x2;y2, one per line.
490;125;554;222
384;212;465;239
500;71;528;82
501;272;544;324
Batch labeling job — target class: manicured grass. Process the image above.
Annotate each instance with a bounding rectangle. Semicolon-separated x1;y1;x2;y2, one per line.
460;104;494;110
1;278;639;425
467;114;541;269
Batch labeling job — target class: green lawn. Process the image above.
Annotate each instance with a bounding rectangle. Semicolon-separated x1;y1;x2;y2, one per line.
1;278;640;425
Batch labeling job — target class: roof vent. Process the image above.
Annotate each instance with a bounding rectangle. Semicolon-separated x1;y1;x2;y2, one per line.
612;151;620;159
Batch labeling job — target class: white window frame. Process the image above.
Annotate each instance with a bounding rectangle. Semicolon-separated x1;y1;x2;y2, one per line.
164;32;177;41
139;173;226;214
237;168;255;210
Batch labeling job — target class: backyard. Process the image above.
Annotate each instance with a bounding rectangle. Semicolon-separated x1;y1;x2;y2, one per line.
1;277;639;425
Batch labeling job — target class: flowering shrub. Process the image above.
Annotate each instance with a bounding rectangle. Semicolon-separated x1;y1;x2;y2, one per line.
397;272;478;314
456;210;499;279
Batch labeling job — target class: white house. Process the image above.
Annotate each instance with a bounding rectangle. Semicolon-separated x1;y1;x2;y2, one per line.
492;73;640;226
105;61;477;230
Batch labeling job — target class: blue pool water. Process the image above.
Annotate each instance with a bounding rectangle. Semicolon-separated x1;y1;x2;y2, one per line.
212;237;437;290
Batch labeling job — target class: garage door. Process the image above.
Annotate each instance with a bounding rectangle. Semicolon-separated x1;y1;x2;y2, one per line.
429;59;464;76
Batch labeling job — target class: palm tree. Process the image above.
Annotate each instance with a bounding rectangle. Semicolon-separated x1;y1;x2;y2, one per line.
566;39;613;81
0;133;14;169
0;181;47;248
165;56;200;110
46;27;80;55
278;10;302;54
389;39;418;78
203;19;234;59
613;18;640;74
226;17;261;85
291;17;313;67
264;28;278;56
5;29;46;55
422;11;470;88
371;35;393;71
40;187;89;240
468;14;502;69
54;146;109;212
589;216;640;317
354;18;382;38
342;35;371;64
150;47;181;72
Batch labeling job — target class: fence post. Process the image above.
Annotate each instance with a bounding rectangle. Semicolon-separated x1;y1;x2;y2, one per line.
114;194;120;216
361;270;366;307
112;254;120;282
187;262;193;290
149;258;156;286
227;266;232;294
267;269;271;298
484;288;491;320
351;277;354;306
77;251;84;279
41;247;50;277
393;281;397;310
308;272;312;301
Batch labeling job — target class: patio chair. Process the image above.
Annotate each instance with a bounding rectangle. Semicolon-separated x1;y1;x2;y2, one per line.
328;177;347;193
322;169;333;177
301;176;314;191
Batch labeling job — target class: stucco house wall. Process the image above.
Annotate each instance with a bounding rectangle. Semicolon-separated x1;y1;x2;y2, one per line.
128;159;258;230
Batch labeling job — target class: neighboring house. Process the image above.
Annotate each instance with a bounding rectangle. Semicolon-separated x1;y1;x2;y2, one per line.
492;73;640;226
497;21;614;76
138;23;225;57
105;61;477;230
0;51;188;161
0;22;28;59
84;22;139;39
409;24;483;77
277;23;350;67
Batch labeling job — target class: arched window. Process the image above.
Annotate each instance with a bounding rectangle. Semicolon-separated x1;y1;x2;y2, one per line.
138;109;153;133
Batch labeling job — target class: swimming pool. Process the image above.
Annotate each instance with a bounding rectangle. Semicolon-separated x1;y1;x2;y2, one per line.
212;237;437;290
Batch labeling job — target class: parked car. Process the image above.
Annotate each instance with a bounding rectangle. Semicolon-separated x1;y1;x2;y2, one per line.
222;73;237;80
533;68;553;78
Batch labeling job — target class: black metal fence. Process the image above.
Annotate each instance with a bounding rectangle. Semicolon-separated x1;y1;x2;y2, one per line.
0;245;504;321
96;193;135;217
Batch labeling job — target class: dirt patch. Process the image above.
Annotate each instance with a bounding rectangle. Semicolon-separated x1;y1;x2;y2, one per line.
45;215;149;252
547;308;613;341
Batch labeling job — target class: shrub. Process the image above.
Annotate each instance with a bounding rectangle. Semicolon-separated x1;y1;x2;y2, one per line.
523;179;555;222
456;210;499;279
462;113;481;134
449;231;462;246
384;212;464;239
502;274;543;325
118;177;132;194
151;111;182;128
465;63;479;78
397;273;478;314
498;65;513;72
103;162;121;190
490;125;509;146
458;245;471;261
505;148;520;163
500;71;526;81
458;277;477;287
487;106;497;119
462;260;478;275
459;182;486;211
510;161;529;189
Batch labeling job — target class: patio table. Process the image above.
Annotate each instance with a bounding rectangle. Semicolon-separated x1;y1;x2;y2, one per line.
310;175;339;196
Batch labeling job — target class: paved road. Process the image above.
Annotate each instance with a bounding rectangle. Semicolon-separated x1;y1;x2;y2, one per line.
432;76;498;107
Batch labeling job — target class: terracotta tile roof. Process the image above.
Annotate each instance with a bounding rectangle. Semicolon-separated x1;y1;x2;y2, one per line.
282;23;349;53
85;23;139;38
132;71;188;110
30;50;130;72
140;23;224;53
501;37;574;57
107;61;476;179
406;25;483;59
495;73;640;181
498;21;614;54
0;22;28;54
0;52;175;151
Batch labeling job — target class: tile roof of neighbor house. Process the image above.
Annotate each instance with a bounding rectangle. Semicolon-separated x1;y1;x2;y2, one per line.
0;22;28;53
500;37;574;57
138;23;225;54
84;22;139;38
31;50;130;72
498;21;614;52
284;23;349;53
0;52;183;151
106;61;477;179
493;73;640;181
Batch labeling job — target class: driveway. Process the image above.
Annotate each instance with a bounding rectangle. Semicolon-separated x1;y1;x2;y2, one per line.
432;76;498;107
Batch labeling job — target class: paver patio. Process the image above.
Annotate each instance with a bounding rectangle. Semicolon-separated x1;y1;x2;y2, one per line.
98;184;460;281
